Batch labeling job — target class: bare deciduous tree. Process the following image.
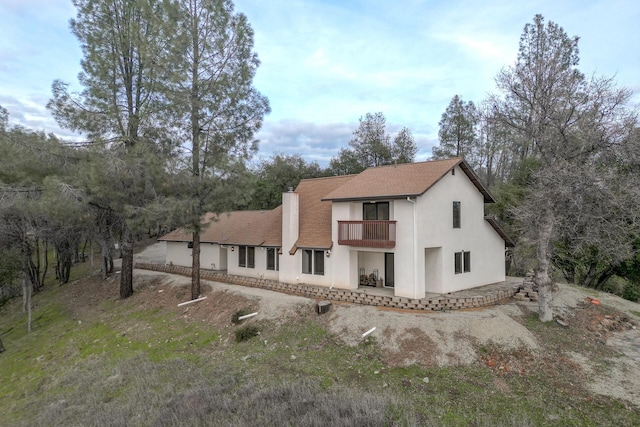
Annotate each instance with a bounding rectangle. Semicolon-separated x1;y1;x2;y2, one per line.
494;15;639;321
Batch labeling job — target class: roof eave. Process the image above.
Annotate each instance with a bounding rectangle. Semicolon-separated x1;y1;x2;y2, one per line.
321;193;422;202
458;160;496;203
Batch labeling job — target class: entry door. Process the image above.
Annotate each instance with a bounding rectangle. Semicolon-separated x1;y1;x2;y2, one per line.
385;253;394;288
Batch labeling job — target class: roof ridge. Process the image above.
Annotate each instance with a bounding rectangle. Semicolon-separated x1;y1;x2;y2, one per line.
363;157;462;170
297;174;357;183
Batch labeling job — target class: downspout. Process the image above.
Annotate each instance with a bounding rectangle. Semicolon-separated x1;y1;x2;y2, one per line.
407;197;417;299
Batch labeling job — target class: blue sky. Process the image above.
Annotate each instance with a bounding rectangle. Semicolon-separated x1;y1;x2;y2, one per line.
1;0;638;166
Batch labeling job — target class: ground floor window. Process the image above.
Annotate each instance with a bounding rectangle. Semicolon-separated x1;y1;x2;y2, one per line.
302;249;324;275
239;246;255;268
266;247;279;271
455;251;471;274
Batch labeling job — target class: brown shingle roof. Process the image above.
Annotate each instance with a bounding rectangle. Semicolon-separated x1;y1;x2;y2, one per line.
159;207;282;247
322;158;495;203
294;175;355;249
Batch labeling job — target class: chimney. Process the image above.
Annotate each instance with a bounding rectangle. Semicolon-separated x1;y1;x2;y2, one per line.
282;189;299;255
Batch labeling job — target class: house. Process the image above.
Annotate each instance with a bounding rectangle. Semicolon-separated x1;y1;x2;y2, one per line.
159;158;514;298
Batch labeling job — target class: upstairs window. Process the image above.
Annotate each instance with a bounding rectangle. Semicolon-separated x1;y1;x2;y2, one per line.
453;201;461;228
363;201;389;220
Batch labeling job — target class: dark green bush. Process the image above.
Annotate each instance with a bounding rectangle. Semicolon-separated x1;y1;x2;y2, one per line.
235;325;260;342
622;282;640;303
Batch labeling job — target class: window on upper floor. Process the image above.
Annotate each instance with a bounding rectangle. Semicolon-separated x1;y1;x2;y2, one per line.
453;201;461;228
363;201;389;220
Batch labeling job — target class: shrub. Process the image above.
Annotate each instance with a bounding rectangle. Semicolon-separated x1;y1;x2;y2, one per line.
235;325;260;342
622;282;640;303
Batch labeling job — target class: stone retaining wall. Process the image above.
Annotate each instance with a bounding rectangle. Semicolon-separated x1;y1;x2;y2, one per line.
135;263;518;312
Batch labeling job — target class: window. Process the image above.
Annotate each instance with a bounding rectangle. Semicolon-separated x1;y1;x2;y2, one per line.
238;246;255;268
455;251;471;274
302;249;324;275
453;201;461;228
187;241;194;249
314;250;324;275
302;250;312;274
239;246;246;267
266;248;279;271
454;252;462;274
363;202;389;220
247;247;255;268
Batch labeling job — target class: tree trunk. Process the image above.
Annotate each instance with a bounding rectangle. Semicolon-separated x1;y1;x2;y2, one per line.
119;226;134;299
535;210;555;322
191;231;201;300
41;239;48;287
22;273;32;333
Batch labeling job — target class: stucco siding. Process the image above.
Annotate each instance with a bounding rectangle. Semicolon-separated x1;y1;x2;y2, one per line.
166;241;192;267
415;165;505;293
225;246;278;280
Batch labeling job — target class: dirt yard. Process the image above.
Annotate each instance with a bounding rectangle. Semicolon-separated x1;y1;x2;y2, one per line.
129;242;640;408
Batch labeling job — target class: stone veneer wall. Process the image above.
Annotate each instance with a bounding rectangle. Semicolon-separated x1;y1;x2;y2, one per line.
135;263;517;311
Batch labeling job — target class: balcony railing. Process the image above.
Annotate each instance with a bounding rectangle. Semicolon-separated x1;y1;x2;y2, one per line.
338;220;396;248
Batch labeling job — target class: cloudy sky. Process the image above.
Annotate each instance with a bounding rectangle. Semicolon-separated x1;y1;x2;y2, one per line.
1;0;638;165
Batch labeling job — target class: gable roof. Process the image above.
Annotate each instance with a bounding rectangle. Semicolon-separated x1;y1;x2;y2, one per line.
293;174;355;250
159;206;282;247
322;158;495;203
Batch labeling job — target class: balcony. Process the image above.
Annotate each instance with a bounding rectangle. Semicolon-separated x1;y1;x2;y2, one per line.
338;220;397;248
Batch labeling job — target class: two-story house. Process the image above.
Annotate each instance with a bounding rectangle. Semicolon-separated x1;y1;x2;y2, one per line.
159;158;513;298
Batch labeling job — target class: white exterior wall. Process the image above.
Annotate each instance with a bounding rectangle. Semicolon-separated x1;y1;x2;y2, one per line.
165;241;192;266
415;165;506;293
393;199;420;298
226;245;279;280
200;243;222;270
165;241;229;271
330;202;358;289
